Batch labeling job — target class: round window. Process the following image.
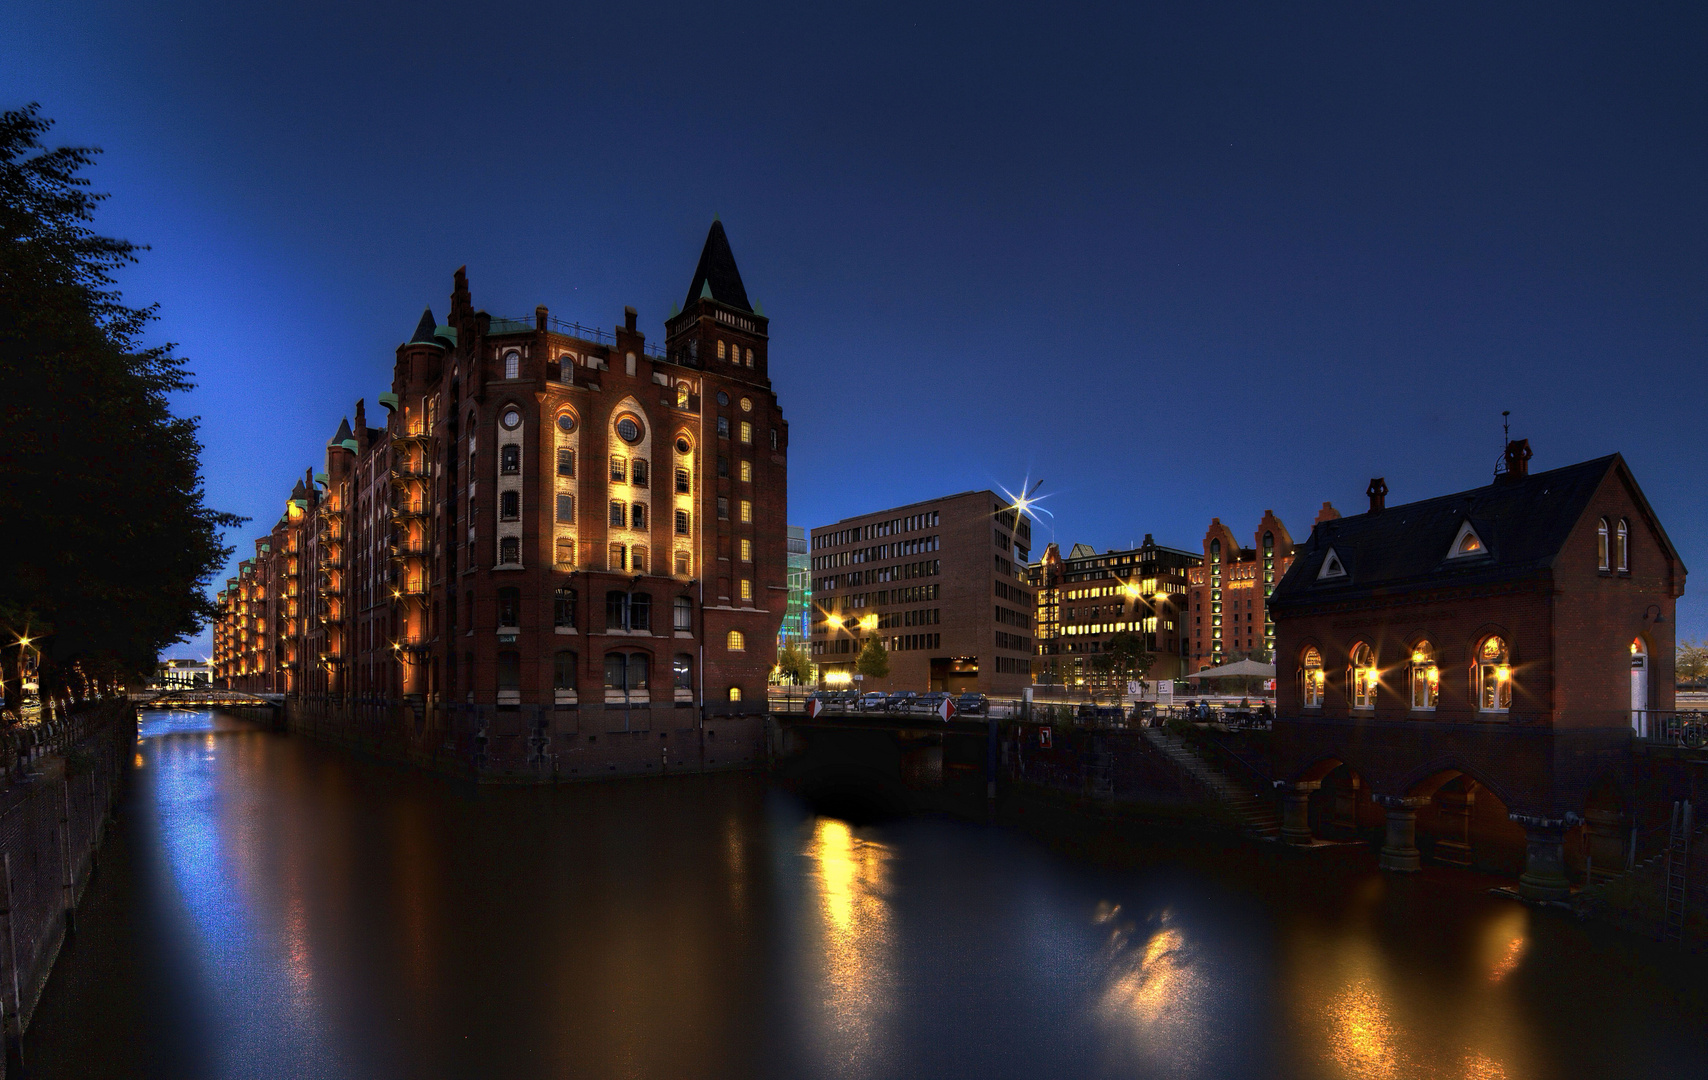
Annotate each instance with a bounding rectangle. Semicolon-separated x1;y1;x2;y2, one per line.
501;408;521;430
716;391;729;406
556;413;576;433
616;416;642;443
675;436;691;455
740;397;752;413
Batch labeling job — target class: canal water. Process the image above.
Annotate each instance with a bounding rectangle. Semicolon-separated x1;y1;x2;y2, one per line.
19;710;1706;1079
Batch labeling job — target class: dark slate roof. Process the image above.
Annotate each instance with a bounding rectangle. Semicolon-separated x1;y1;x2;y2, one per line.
329;417;354;446
409;307;438;344
290;478;307;501
1270;455;1630;608
682;220;752;313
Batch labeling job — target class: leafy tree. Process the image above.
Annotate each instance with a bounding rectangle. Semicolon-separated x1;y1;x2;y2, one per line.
855;636;890;681
775;640;813;686
1090;630;1155;699
0;104;239;718
1677;640;1708;688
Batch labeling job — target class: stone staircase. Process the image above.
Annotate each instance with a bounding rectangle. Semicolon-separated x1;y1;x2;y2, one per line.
1139;725;1281;839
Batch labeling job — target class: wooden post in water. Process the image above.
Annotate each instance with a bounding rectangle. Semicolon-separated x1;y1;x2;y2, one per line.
2;851;24;1073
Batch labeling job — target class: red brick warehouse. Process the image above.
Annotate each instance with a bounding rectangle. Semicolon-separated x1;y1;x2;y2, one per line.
216;222;790;778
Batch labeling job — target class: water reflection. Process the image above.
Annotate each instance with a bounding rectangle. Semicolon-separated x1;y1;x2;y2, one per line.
19;709;1708;1080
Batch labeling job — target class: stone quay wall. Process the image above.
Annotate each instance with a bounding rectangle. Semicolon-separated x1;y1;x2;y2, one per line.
0;699;133;1071
284;695;766;783
1003;723;1248;830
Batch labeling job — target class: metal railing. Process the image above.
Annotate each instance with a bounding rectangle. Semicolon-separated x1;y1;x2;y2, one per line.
1634;710;1708;749
498;315;670;360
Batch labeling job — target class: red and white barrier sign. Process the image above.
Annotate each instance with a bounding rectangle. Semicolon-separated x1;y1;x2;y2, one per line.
806;698;823;718
1039;726;1053;748
938;697;956;720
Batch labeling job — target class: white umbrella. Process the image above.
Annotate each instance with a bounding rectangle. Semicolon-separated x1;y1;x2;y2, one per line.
1184;659;1276;680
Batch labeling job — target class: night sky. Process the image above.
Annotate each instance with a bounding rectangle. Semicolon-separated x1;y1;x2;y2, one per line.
6;2;1705;655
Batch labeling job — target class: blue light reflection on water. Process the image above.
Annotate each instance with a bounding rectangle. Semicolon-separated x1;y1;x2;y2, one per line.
140;710;348;1080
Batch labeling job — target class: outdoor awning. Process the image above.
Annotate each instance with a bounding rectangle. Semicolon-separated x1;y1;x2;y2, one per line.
1185;659;1276;680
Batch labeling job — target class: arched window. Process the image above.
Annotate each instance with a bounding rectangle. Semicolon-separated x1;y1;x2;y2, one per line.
603;651;648;691
745;348;754;368
1597;518;1610;570
1617;519;1629;572
676;382;690;409
727;630;746;651
728;686;742;702
717;340;727;360
554;587;576;629
503;350;520;379
1349;642;1377;710
1301;647;1323;708
1475;636;1511;713
1409;641;1438;711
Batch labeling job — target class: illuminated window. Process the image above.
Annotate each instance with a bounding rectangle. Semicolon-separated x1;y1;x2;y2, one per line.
740;539;753;562
1349;642;1377;709
1409;641;1438;711
717;340;726;360
675;468;691;494
1448;521;1484;559
740;578;752;601
1597;518;1610;570
675;510;691;535
1617;519;1629;572
745;348;754;367
676;382;690;408
739;460;752;482
727;630;746;651
728;686;742;701
739;421;752;444
609;501;625;527
610;456;626;483
1476;636;1511;712
740;499;752;523
608;543;625;571
557;449;575;477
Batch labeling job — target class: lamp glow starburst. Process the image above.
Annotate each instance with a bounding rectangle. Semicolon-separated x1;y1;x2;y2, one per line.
998;475;1051;525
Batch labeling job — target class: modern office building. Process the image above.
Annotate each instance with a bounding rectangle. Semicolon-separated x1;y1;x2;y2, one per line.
781;525;809;645
215;221;789;779
1184;511;1298;670
809;490;1035;695
1028;535;1200;690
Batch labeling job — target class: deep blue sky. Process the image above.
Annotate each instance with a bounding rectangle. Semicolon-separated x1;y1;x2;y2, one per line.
6;2;1706;656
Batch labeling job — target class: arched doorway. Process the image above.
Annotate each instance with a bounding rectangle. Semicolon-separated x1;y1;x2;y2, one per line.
1630;637;1649;735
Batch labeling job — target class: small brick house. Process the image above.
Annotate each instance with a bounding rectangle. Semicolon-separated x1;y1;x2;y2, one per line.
1268;441;1686;899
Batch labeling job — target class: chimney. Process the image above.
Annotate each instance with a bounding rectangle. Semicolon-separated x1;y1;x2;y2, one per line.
1500;438;1532;483
354;399;367;449
1366;478;1388;514
1315;501;1341;525
535;305;548;332
624;306;638;333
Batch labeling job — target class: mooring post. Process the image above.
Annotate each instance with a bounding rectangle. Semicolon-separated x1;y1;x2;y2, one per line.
2;852;23;1072
59;777;75;935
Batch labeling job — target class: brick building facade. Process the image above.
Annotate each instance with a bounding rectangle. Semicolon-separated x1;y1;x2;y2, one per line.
1028;536;1199;691
1267;442;1686;899
1184;511;1296;671
809;491;1035;696
215;222;789;778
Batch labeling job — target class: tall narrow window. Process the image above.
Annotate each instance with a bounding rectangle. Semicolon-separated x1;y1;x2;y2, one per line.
500;491;519;520
740;539;753;562
1476;636;1512;712
498;587;521;626
499;537;519;564
740;578;752;601
631;546;648;573
739;460;752;482
556;494;574;523
555;537;575;568
675;510;691;535
740;500;752;523
1349;642;1377;709
557;449;575;477
739;421;752;444
717;340;726;360
1616;519;1629;572
609;501;626;527
501;445;520;474
497;650;521;691
554;587;576;629
610;456;627;483
674;596;693;630
631;503;647;531
717;497;729;520
503;350;519;379
633;459;649;487
717;416;730;439
745;348;754;367
553;650;577;689
629;593;651;631
1597;518;1610;570
675;468;691;494
1409;641;1438;711
674;550;690;576
673;654;693;690
608;543;625;571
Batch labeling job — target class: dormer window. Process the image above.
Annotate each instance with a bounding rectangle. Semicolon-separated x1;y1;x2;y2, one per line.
1447;521;1485;559
1316;547;1346;580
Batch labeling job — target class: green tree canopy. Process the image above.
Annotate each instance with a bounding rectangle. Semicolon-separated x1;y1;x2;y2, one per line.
0;104;239;712
855;636;890;681
1091;630;1155;693
776;640;813;685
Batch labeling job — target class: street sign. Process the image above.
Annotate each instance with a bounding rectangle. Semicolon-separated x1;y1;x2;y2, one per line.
1127;680;1142;698
938;696;956;721
1157;680;1173;702
1039;726;1053;748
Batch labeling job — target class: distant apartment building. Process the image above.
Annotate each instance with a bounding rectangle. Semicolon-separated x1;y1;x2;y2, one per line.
1184;511;1301;670
809;490;1035;695
781;525;809;645
1028;535;1200;691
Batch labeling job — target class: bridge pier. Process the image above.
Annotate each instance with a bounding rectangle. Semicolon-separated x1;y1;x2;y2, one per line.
1281;782;1320;846
1512;814;1573;902
1375;795;1428;872
1433;786;1476;868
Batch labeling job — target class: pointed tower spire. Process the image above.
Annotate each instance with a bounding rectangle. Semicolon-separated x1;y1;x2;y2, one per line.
682;220;752;312
409;307;438;344
329;417;354;446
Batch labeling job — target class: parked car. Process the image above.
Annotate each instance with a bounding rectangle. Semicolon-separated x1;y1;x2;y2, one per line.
916;692;952;716
954;693;988;716
858;692;888;711
885;691;918;711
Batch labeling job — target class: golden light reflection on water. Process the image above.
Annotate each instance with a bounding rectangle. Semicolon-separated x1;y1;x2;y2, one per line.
806;818;893;1074
1096;910;1208;1070
1481;908;1528;983
1327;977;1398;1080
